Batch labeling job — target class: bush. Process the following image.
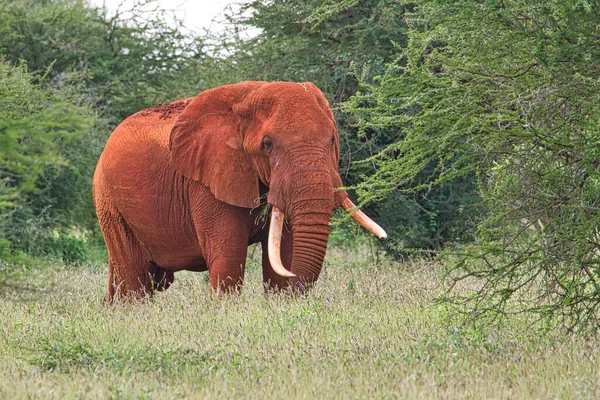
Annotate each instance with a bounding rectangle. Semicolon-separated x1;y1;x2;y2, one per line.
0;58;93;260
346;0;600;330
0;0;213;260
222;0;479;253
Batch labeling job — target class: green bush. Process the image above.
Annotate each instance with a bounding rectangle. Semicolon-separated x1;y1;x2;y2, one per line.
221;0;480;253
345;0;600;330
0;58;93;260
0;0;214;260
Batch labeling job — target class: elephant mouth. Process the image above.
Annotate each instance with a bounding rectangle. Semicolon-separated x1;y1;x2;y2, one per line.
267;201;387;278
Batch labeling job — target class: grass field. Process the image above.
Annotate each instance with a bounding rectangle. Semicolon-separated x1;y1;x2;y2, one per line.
1;244;599;399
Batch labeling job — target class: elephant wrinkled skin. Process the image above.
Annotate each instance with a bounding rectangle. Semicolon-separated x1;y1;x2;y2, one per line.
93;81;385;300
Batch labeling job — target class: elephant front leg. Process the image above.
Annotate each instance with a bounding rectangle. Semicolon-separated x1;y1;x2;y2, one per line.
208;254;247;293
202;231;250;294
189;187;252;294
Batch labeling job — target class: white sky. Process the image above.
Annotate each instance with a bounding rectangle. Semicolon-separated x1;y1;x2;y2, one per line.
91;0;238;32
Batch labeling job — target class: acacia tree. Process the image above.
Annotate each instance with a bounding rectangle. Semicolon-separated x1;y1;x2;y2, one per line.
346;0;600;330
220;0;480;253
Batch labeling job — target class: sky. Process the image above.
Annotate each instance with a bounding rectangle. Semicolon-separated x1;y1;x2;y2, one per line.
91;0;238;32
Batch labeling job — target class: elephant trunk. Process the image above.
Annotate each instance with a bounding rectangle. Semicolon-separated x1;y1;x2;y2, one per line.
286;179;334;288
266;143;386;287
266;168;334;286
266;183;388;287
288;211;331;289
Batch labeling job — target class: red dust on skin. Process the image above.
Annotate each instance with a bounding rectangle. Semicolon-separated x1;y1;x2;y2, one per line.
139;99;192;120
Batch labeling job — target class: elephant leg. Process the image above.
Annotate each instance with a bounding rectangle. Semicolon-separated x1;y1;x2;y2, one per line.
97;201;154;301
202;230;250;294
208;256;247;294
208;245;248;294
189;194;251;293
261;228;293;292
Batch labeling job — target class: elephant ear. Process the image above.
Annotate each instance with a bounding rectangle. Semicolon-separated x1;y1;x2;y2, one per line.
169;82;265;208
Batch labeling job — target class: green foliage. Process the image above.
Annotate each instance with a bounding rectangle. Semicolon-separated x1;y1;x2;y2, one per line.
0;61;84;196
0;0;209;122
0;0;214;259
221;0;478;252
347;0;600;329
0;58;93;260
225;0;408;100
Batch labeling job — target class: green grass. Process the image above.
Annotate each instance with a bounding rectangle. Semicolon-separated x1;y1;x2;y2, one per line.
1;245;599;399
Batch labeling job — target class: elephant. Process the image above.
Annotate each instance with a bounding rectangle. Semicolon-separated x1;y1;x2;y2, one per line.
93;81;386;300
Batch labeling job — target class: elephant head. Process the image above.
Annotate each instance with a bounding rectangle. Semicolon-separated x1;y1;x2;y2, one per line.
169;81;385;288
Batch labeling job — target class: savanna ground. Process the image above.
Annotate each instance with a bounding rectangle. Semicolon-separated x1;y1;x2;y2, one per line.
1;242;599;399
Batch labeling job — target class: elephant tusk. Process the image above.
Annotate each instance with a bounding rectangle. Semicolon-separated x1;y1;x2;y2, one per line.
342;198;388;239
268;207;297;278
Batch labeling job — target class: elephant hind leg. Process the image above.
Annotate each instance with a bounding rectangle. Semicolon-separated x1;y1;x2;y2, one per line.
96;199;154;302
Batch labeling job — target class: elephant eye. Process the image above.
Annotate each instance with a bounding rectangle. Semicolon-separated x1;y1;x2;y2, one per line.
262;137;273;153
331;135;336;147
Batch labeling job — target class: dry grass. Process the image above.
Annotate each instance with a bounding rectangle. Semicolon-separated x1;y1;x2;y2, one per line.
1;245;599;399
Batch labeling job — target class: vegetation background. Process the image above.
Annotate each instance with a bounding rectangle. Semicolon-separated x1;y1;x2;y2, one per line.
1;0;599;397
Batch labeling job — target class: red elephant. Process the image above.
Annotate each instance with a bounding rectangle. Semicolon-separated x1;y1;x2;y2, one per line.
93;81;386;300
